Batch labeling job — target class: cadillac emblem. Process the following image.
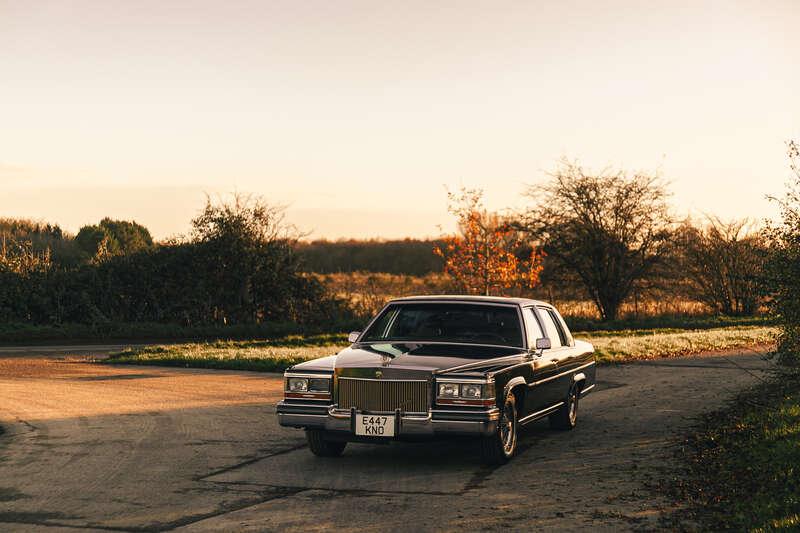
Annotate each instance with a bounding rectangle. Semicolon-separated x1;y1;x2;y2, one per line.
375;370;383;379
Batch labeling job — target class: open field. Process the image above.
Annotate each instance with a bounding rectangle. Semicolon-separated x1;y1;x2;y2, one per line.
0;349;775;531
588;325;776;363
104;325;777;372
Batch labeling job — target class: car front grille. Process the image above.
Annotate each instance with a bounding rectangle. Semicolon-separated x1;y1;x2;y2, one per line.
337;378;430;413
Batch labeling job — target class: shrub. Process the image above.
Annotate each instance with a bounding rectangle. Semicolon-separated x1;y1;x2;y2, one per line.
765;140;800;365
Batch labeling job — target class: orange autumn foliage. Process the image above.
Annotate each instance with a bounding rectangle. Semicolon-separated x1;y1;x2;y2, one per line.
434;189;544;296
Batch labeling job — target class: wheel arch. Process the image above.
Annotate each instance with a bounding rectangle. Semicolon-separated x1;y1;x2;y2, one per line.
572;372;587;393
503;376;527;408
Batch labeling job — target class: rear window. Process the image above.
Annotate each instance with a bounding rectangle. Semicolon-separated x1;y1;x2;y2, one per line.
361;303;524;347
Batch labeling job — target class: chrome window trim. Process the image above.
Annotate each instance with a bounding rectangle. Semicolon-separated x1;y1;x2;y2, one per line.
521;305;546;348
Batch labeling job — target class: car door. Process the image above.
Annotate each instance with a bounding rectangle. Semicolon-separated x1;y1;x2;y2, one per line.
532;306;573;410
521;307;549;415
550;307;596;386
521;307;559;413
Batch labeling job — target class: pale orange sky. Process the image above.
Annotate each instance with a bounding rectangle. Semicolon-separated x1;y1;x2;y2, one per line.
1;0;798;240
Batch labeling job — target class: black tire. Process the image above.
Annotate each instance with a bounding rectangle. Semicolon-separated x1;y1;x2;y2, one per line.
480;393;518;465
306;429;347;457
549;383;580;430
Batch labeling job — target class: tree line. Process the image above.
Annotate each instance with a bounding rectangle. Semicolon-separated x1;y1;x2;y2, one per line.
0;196;349;331
2;144;798;367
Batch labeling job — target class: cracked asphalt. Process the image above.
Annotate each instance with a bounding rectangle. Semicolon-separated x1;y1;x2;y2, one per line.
0;347;775;532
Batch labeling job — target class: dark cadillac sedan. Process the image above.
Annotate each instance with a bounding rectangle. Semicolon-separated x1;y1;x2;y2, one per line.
277;295;596;464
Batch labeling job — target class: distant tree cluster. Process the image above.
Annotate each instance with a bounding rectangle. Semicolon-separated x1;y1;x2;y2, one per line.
2;151;790;336
0;218;81;268
0;196;349;329
295;238;444;276
75;218;154;261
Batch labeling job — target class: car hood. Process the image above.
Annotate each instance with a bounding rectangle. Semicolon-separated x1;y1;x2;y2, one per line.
330;342;526;380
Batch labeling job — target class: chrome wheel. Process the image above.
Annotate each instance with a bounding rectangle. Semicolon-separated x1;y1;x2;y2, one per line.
550;384;580;431
481;393;518;464
500;401;516;454
568;387;579;426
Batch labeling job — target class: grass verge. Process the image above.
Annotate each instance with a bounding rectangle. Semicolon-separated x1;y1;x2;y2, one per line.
1;315;773;345
565;313;775;333
0;321;359;346
662;367;800;531
587;325;776;363
104;334;348;373
104;325;776;373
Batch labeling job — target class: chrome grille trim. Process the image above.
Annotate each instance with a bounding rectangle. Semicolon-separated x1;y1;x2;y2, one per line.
337;378;430;413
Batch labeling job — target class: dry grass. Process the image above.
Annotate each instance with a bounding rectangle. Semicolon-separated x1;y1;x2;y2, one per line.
105;326;777;372
584;326;777;363
315;271;719;321
554;298;711;319
105;335;347;373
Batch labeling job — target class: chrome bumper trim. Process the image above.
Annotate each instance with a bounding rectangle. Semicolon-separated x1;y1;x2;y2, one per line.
277;401;499;437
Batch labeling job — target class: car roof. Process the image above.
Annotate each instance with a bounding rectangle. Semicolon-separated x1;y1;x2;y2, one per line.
388;295;551;307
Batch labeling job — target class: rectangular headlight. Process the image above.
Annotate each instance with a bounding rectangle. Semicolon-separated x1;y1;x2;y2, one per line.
438;382;460;398
287;377;308;392
436;380;494;405
308;378;330;393
460;384;483;399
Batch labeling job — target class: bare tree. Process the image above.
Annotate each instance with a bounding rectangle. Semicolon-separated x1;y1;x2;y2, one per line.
678;217;765;316
519;159;673;321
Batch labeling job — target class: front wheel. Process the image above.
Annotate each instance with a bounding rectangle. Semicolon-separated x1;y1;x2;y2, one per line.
549;383;579;430
306;429;347;457
480;393;518;465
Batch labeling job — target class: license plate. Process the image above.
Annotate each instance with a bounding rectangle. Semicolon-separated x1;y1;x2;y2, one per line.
355;414;395;437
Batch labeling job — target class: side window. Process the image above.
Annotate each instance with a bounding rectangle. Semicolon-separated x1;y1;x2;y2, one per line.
537;307;565;348
551;309;573;346
523;307;544;347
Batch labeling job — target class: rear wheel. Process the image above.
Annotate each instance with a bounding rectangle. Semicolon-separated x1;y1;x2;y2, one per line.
480;393;518;465
549;383;580;430
306;429;347;457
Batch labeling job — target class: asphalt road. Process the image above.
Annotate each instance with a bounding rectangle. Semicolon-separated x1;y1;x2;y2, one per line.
0;347;775;532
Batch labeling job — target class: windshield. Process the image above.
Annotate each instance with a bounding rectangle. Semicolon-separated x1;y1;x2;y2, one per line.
361;303;524;347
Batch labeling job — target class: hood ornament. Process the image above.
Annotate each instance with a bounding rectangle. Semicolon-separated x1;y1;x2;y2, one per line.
375;370;383;379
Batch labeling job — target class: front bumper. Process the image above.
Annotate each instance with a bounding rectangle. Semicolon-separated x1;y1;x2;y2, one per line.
277;401;500;438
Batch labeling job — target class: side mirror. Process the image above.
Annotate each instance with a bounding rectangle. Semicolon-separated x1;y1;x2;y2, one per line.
348;331;362;343
535;338;551;351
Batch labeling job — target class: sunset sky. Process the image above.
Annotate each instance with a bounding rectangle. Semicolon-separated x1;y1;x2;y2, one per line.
1;0;798;240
